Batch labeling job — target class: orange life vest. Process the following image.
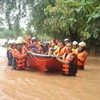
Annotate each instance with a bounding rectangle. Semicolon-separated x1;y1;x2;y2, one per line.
24;40;32;49
53;46;66;56
62;52;77;75
77;51;88;67
12;46;27;69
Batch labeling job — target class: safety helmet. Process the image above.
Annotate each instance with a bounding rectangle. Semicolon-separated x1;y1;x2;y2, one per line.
16;39;23;44
11;39;16;44
17;36;24;41
78;41;86;47
8;40;13;44
73;41;78;45
32;37;36;40
64;38;69;42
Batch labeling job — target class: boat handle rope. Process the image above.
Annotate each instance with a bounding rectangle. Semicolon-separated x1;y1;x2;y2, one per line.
31;55;55;62
29;55;44;68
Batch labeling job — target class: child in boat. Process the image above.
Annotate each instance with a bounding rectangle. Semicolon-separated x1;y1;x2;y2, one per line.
48;42;58;55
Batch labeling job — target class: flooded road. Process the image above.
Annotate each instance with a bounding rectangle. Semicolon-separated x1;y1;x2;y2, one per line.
0;47;100;100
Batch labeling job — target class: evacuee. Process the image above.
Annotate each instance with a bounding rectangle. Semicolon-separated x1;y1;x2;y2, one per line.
53;41;66;57
29;37;40;53
50;37;58;46
48;43;58;55
24;35;32;49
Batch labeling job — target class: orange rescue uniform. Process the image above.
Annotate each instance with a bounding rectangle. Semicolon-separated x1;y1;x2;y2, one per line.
53;46;66;56
62;52;77;76
12;46;27;69
76;50;88;70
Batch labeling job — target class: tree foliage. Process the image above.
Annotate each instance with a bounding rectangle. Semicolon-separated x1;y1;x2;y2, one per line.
44;0;100;41
0;0;100;43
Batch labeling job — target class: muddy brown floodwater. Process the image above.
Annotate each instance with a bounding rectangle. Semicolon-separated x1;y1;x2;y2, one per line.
0;47;100;100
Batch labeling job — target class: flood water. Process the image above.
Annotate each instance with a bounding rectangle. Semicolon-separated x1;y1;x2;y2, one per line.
0;47;100;100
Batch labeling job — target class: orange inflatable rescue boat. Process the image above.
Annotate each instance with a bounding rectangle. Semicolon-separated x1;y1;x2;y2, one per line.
26;53;62;72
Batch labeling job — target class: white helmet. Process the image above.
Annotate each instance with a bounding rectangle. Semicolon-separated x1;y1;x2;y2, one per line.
32;37;36;40
16;39;23;44
64;38;69;42
17;36;24;41
73;41;78;45
11;39;16;44
8;40;13;44
78;41;86;47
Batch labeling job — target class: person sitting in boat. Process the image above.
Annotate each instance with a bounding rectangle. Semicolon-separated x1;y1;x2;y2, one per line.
43;42;50;54
24;34;32;49
53;41;66;58
12;39;28;70
7;40;16;66
29;37;41;54
37;40;44;54
56;42;77;77
72;41;78;52
48;42;58;55
76;41;88;70
50;37;58;46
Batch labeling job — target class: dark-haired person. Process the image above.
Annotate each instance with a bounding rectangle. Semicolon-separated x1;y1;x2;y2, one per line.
50;37;58;46
56;42;77;76
29;38;40;53
76;41;88;70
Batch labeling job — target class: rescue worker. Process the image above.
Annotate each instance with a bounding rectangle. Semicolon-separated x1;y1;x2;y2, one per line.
7;40;14;66
53;41;66;57
72;41;78;52
56;42;77;76
12;39;28;70
76;41;88;70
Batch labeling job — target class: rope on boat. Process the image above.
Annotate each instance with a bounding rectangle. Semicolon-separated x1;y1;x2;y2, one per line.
29;55;44;69
32;54;55;62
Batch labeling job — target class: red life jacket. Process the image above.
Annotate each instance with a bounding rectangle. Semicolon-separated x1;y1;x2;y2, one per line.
62;52;77;75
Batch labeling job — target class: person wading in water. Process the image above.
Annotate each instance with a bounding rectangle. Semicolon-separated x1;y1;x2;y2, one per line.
56;42;77;77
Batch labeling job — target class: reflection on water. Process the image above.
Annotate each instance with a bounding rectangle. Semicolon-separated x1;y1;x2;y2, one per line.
0;47;100;100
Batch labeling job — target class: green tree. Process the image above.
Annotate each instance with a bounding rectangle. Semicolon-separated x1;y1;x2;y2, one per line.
28;0;56;36
44;0;100;41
